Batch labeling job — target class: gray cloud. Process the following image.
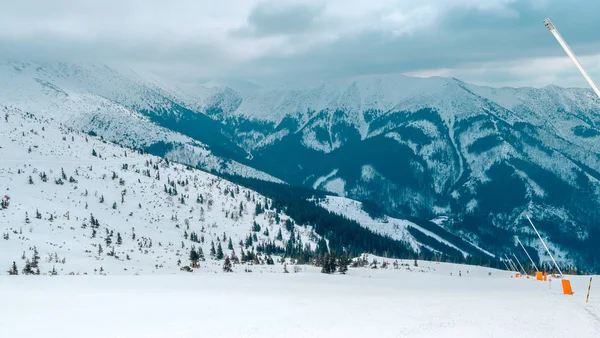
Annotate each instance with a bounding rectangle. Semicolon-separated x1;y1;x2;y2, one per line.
234;1;325;37
0;0;598;88
229;0;600;86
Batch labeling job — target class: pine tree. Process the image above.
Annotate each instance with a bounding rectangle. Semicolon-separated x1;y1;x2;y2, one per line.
276;229;283;241
22;259;33;275
285;219;293;232
255;202;263;216
329;252;337;274
228;238;233;250
116;232;122;245
92;149;97;157
8;261;18;275
98;244;103;256
210;241;216;258
112;202;117;210
370;259;378;269
321;254;330;274
197;246;205;261
252;222;261;232
189;246;200;267
230;250;239;264
338;251;350;274
31;247;40;268
216;242;224;260
223;257;233;272
28;175;33;184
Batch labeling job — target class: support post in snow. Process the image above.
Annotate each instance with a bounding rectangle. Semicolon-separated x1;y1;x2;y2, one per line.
512;253;528;276
516;236;539;272
587;277;593;303
501;259;511;271
509;258;519;275
504;254;516;272
504;254;518;275
525;215;563;277
526;215;574;295
503;254;512;271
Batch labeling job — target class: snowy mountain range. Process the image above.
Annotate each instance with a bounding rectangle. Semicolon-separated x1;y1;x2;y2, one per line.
1;61;599;271
1;104;502;276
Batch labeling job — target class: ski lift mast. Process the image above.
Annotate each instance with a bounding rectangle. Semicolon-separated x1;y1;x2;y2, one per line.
544;18;600;99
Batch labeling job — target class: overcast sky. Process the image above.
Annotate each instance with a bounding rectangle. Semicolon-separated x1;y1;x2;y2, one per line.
1;0;599;88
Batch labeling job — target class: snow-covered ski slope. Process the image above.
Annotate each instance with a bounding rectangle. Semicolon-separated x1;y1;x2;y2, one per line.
0;105;318;275
318;196;469;256
0;262;598;338
1;105;599;337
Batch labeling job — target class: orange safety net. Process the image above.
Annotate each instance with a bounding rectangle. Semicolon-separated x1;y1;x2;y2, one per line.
536;272;543;281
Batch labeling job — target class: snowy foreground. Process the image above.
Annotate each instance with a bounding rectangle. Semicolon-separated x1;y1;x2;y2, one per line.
1;261;599;338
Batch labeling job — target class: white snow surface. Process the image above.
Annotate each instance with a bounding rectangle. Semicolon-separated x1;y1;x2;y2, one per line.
322;178;347;197
312;169;339;190
0;62;281;183
1;99;599;336
0;262;598;338
318;196;471;257
0;105;315;276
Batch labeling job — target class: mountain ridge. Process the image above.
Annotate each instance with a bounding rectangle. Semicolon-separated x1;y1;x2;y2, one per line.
1;60;599;270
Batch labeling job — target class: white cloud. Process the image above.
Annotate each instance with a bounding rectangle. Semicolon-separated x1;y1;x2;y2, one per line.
406;54;600;88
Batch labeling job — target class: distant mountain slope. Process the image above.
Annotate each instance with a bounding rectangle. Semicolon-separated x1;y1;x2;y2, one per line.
199;75;600;271
0;105;316;275
0;61;279;183
1;61;599;270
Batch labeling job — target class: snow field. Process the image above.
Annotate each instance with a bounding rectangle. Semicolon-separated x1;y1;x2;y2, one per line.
0;261;598;338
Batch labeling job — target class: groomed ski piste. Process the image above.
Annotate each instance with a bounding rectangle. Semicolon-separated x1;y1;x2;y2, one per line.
1;105;599;337
1;261;599;338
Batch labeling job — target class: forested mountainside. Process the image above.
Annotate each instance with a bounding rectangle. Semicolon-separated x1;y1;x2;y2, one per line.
2;61;599;271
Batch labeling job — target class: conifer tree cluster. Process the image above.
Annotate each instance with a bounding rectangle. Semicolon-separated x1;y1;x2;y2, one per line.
223;257;233;272
320;251;350;275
